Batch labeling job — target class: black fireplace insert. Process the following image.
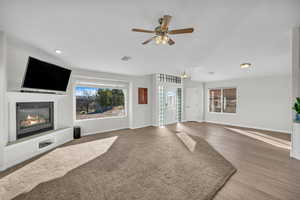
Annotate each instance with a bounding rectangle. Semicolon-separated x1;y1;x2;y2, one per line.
16;102;54;139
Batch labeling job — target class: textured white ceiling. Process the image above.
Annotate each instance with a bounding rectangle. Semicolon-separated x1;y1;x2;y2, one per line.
1;0;299;81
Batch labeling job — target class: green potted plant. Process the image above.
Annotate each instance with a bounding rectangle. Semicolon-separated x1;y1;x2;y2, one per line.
293;97;300;121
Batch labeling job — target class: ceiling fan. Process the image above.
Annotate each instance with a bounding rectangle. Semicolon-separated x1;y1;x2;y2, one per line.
132;15;194;45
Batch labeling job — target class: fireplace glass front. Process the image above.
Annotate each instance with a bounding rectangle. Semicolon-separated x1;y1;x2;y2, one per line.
16;102;54;139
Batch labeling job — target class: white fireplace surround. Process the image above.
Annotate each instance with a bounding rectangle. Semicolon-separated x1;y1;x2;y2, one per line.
2;92;73;170
7;92;59;142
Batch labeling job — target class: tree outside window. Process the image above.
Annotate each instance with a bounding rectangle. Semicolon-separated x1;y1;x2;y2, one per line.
76;86;125;120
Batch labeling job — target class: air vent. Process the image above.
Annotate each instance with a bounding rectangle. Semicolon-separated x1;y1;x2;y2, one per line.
121;56;132;61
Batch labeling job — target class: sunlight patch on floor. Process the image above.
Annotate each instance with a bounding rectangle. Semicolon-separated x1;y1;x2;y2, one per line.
176;132;197;152
226;128;291;150
0;136;118;200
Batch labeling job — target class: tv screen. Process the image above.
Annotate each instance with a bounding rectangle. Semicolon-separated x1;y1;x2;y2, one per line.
22;57;71;92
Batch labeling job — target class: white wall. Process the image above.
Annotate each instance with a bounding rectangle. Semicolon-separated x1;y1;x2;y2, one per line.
290;27;300;159
71;68;153;135
131;76;153;128
5;36;154;137
6;36;69;91
204;76;292;133
183;79;204;122
5;36;73;128
291;27;300;117
0;31;7;170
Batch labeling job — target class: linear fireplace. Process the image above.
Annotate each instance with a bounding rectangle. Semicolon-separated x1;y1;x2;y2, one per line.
16;102;54;139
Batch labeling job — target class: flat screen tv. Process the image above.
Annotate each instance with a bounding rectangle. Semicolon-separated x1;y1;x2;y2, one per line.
22;57;71;92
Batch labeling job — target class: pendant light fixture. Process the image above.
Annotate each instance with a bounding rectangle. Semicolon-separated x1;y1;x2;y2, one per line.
181;71;189;79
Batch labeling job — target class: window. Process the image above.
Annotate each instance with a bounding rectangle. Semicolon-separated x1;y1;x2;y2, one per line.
209;88;237;113
209;89;222;112
223;88;237;113
76;86;125;120
157;74;182;84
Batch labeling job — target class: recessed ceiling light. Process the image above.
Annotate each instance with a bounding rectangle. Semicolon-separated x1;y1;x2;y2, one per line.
55;49;62;54
240;63;251;69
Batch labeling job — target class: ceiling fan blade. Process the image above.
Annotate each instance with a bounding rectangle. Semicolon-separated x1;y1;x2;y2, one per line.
132;28;155;33
168;37;175;45
161;15;172;31
168;28;194;34
142;37;156;45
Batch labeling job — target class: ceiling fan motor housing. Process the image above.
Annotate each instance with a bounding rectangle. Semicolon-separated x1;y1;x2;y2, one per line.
132;15;194;45
155;26;167;35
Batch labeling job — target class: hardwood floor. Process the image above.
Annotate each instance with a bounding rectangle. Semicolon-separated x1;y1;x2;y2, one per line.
174;122;300;200
207;122;291;141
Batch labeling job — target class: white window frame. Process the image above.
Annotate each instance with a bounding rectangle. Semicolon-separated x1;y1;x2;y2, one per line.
74;83;128;122
208;87;237;114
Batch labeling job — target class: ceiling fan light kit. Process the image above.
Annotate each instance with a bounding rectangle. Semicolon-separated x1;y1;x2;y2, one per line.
155;35;169;44
132;15;194;46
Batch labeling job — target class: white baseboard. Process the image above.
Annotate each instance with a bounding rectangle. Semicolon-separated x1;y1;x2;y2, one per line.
182;120;204;123
165;121;177;125
83;126;129;136
290;155;300;160
204;120;291;134
291;123;300;160
130;124;153;129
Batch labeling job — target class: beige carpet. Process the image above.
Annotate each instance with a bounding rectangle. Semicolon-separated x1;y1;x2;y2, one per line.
0;136;118;200
2;126;236;200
